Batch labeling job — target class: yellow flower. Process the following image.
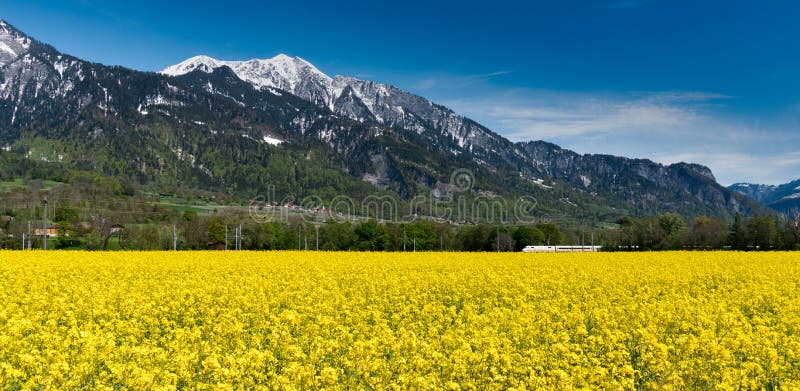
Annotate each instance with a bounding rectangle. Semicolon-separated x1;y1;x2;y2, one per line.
0;251;798;389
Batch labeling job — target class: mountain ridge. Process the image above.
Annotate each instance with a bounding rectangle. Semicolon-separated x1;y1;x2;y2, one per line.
729;179;800;214
0;19;768;223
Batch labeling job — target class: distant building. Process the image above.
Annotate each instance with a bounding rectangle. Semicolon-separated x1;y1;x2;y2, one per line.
207;242;226;250
110;224;125;234
34;226;58;237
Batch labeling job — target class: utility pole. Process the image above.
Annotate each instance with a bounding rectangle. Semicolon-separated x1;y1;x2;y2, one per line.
496;226;500;252
234;225;239;251
238;223;242;250
315;225;319;251
27;221;31;250
42;198;47;251
21;232;25;250
173;224;177;251
403;226;407;252
225;225;228;250
413;237;416;252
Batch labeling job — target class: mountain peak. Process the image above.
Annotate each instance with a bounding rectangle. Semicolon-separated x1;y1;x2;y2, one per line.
0;19;32;64
160;53;330;79
0;19;26;38
271;53;293;61
187;54;220;62
271;54;323;72
161;53;333;102
160;55;223;76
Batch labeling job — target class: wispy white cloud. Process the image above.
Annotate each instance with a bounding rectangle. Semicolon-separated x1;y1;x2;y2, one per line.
410;70;511;91
443;89;725;140
478;70;512;78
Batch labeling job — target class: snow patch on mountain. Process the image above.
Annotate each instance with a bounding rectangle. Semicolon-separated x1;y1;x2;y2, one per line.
263;135;283;145
240;133;283;146
0;41;15;56
143;94;185;107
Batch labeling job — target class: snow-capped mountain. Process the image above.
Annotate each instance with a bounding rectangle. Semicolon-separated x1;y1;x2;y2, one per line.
162;54;334;108
730;179;800;214
0;20;90;125
728;183;778;204
161;55;503;156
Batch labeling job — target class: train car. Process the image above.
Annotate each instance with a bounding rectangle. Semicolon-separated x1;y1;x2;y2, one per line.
522;245;601;253
522;246;557;253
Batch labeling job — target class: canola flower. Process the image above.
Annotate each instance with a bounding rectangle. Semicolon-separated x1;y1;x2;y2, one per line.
0;251;799;390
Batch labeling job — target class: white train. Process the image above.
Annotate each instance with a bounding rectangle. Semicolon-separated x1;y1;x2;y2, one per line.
522;245;601;253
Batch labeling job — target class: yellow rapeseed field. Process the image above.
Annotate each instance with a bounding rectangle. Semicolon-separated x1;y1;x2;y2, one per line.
1;251;799;390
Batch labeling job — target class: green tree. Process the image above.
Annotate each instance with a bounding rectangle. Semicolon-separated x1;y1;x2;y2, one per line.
728;213;747;251
53;221;81;249
786;210;800;249
319;220;355;251
537;223;562;246
687;216;726;250
658;212;686;249
405;221;436;251
456;224;493;251
617;217;637;250
207;219;226;244
746;215;779;251
355;220;390;251
512;226;545;251
635;218;665;251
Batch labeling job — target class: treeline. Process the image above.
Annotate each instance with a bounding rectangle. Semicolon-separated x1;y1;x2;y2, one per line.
606;212;800;251
2;206;570;251
3;195;799;251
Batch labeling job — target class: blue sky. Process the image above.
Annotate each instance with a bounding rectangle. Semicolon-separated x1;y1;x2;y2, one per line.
2;0;799;185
